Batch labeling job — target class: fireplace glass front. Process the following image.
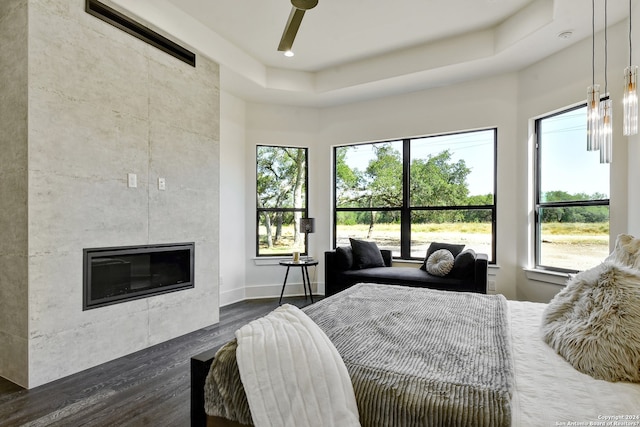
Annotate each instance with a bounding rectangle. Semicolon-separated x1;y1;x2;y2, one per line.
83;243;194;310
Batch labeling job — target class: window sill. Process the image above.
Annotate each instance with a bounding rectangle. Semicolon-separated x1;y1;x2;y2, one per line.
253;256;314;266
523;268;573;286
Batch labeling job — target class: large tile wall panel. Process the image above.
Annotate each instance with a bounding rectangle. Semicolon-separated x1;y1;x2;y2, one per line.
148;53;220;138
27;252;149;337
27;171;150;255
28;87;150;180
0;0;28;387
28;309;151;387
29;0;149;120
22;0;220;387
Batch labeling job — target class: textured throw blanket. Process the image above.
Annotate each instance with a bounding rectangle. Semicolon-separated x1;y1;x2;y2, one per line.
234;304;360;427
205;283;513;427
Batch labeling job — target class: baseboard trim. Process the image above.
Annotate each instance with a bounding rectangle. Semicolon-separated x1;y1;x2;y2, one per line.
243;282;323;300
219;288;245;307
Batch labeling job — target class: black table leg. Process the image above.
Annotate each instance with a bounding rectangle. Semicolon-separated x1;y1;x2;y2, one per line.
304;265;314;303
279;266;291;305
301;266;308;299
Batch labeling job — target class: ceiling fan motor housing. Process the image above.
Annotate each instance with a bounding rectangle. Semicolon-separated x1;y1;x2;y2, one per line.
291;0;318;11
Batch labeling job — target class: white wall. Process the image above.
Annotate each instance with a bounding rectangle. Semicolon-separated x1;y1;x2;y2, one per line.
219;91;248;306
516;18;630;302
626;2;640;235
243;104;323;298
243;74;520;299
239;16;638;304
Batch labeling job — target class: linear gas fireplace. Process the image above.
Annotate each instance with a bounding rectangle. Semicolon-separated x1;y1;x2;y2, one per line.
83;242;194;310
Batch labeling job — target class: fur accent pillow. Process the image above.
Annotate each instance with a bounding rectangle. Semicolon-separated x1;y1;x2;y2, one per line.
605;233;640;269
541;262;640;383
426;249;454;276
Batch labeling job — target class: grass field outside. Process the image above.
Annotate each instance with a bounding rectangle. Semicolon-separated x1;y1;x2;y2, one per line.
260;222;610;271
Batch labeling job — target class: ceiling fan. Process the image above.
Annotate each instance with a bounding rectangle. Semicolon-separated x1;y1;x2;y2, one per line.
277;0;318;54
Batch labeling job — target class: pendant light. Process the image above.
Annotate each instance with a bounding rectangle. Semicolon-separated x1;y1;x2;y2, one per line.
600;0;612;163
624;0;638;136
587;0;601;151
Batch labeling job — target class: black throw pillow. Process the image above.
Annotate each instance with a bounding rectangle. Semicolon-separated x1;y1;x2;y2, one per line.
349;238;385;269
449;249;476;279
335;246;354;271
420;242;465;271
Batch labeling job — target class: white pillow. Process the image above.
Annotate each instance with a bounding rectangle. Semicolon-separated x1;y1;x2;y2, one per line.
426;249;454;276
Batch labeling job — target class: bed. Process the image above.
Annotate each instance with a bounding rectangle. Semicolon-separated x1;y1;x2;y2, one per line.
194;283;640;427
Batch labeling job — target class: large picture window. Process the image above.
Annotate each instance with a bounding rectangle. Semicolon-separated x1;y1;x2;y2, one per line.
256;146;308;257
334;129;496;261
535;105;610;272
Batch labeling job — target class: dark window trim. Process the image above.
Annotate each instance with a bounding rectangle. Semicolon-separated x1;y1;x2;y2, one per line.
256;145;309;257
534;104;610;273
333;128;497;263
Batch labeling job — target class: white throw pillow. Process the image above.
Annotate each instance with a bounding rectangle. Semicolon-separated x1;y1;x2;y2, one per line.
426;249;454;276
541;262;640;383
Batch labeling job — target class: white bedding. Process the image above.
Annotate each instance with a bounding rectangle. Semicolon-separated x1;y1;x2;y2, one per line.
508;300;640;426
234;304;360;427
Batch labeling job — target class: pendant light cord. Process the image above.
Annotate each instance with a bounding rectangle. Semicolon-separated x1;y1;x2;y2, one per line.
592;0;596;87
630;0;633;67
605;0;608;95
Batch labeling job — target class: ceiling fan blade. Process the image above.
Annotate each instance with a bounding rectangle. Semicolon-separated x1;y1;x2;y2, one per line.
278;7;305;52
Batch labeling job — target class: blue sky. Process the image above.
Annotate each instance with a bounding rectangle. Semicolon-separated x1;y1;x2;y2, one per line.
539;106;609;197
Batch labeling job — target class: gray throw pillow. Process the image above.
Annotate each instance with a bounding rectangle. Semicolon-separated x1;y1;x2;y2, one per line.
425;249;454;276
349;238;385;269
421;242;465;271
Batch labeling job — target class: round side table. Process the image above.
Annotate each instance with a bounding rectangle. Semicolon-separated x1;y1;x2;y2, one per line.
278;259;319;305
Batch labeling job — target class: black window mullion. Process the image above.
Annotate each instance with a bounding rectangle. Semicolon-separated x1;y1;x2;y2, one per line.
400;139;411;259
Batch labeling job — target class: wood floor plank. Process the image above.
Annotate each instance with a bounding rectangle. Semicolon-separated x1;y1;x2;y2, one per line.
0;297;317;427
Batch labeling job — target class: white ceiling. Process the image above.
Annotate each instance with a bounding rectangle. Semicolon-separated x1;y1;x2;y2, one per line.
146;0;633;107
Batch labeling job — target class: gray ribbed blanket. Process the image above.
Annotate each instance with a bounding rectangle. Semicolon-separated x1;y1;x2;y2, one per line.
205;283;513;427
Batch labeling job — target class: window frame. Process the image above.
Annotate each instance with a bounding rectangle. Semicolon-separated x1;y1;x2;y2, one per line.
533;104;610;273
255;145;309;257
333;129;497;263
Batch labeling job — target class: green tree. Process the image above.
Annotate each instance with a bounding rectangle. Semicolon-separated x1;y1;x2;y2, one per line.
257;147;306;248
410;150;470;206
540;191;608;223
336;145;475;231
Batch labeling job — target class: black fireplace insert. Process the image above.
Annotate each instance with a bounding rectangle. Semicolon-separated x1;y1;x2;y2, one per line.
83;242;194;310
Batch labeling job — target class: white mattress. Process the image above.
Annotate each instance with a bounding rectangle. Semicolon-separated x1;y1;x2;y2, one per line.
508;300;640;426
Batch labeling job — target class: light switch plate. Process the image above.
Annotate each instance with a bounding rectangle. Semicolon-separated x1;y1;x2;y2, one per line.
158;177;166;190
127;173;137;188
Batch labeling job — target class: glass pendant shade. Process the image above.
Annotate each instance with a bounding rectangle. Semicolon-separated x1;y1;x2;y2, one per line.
600;99;613;163
587;85;601;150
623;66;638;135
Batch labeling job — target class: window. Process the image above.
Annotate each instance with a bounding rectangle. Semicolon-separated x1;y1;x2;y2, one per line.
535;105;610;272
256;146;308;257
334;129;496;261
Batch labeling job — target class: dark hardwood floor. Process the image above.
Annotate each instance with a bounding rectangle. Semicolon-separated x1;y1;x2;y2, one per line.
0;296;317;427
